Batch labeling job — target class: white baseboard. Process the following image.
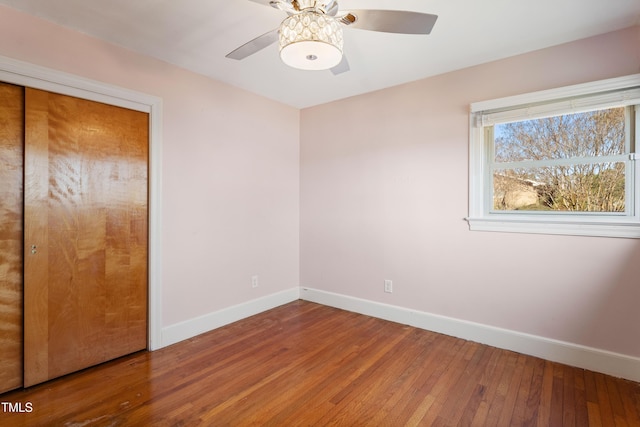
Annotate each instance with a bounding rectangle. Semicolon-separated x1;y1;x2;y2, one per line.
300;287;640;383
161;287;300;348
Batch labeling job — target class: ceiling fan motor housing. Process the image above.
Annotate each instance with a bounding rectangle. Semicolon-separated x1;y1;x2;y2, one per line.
289;0;338;14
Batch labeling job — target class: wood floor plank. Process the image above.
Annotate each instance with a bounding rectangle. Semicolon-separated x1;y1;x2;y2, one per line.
563;364;577;426
415;340;475;424
365;330;438;424
510;353;536;426
550;362;566;426
436;344;493;425
1;300;639;426
499;353;529;425
377;331;457;425
620;379;640;425
458;346;502;426
484;350;520;425
470;350;511;426
588;401;604;427
607;373;628;420
536;360;555;427
575;368;590;427
348;331;436;422
595;371;618;426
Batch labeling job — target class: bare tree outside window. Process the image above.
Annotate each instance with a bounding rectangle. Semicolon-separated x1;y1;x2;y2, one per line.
492;107;627;212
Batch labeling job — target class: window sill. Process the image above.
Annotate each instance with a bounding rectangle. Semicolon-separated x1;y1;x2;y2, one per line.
465;216;640;239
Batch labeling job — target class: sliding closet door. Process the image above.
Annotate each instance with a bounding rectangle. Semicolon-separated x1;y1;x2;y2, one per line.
24;88;149;387
0;82;24;394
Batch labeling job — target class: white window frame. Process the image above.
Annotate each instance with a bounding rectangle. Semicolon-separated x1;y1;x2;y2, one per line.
467;74;640;238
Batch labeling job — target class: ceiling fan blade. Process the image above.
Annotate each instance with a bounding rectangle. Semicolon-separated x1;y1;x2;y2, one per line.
226;28;279;60
325;0;339;16
331;55;350;75
342;10;438;34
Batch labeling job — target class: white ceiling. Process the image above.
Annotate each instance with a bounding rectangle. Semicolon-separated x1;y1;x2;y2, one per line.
1;0;639;108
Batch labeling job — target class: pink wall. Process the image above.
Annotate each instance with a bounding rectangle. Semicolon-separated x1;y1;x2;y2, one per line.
301;26;640;358
0;6;300;327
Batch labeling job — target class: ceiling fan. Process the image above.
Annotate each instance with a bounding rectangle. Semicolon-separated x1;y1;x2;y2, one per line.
225;0;438;74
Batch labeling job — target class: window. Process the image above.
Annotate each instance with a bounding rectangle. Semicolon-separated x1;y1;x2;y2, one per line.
467;74;640;238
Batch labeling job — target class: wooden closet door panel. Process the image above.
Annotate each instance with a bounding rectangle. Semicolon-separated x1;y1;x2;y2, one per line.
24;88;149;387
0;82;24;393
23;87;50;387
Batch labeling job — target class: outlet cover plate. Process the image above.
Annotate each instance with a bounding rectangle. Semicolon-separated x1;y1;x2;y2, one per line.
384;280;393;293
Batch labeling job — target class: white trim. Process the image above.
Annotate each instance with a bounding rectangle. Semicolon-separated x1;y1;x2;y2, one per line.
468;115;486;219
466;217;640;238
300;287;640;382
0;54;164;351
301;287;412;324
162;288;301;347
147;101;163;351
478;88;640;126
471;73;640;113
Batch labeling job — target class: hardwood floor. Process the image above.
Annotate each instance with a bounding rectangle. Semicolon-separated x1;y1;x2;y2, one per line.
2;300;639;426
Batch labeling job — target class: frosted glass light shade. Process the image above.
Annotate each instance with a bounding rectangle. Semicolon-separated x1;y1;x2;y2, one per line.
279;11;343;70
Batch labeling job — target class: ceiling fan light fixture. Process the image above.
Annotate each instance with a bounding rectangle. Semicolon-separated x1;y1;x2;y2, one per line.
279;10;343;70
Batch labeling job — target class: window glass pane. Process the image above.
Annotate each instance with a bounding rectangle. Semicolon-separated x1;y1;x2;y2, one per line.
494;107;626;162
493;162;625;212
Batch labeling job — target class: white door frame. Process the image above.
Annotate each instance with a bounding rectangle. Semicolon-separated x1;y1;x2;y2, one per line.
0;55;163;350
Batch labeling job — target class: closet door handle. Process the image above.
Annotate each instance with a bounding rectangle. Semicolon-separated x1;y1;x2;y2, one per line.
30;245;37;255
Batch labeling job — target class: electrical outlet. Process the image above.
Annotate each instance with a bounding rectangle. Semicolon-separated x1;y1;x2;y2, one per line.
384;279;393;293
252;275;259;288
